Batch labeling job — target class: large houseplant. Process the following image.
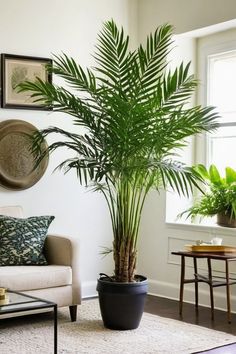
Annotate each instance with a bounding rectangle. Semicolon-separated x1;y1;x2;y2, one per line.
181;164;236;227
18;20;218;329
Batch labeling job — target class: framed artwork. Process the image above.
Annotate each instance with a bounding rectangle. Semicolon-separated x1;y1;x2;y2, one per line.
1;53;52;110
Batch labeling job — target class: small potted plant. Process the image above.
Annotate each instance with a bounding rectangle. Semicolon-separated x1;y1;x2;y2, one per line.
181;164;236;228
18;20;218;329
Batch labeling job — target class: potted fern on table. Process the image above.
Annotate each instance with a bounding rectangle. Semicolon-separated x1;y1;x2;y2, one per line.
18;20;218;329
181;164;236;228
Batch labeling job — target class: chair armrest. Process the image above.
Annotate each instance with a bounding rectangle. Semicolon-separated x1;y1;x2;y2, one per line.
44;234;81;304
44;234;73;266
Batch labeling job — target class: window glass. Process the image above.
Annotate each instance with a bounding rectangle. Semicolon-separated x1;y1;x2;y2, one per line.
207;51;236;171
209;53;236;113
208;126;236;174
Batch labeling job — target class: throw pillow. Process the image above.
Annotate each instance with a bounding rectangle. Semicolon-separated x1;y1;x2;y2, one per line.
0;215;54;266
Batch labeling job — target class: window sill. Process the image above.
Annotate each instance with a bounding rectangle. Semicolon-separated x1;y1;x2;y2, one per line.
166;220;236;236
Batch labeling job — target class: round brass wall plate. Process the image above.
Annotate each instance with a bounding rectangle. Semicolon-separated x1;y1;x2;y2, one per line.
0;119;49;190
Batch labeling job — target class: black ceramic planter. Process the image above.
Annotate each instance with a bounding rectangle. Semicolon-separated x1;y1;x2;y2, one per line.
96;274;148;330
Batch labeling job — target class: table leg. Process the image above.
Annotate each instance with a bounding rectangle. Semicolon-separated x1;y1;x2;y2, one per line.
54;304;58;354
193;257;198;312
179;255;185;315
207;258;214;320
225;260;231;324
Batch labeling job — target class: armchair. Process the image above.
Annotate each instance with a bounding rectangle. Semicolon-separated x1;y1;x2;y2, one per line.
0;206;81;321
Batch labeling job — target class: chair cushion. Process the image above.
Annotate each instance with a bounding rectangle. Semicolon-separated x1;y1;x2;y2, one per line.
0;215;54;266
0;206;23;218
0;265;72;291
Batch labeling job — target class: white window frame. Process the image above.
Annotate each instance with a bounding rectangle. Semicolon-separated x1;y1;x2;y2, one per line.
196;29;236;168
207;50;236;171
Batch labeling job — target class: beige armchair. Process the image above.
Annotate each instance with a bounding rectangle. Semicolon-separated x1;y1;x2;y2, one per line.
0;206;81;321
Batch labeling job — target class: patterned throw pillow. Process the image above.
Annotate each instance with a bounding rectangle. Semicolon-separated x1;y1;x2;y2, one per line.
0;215;54;266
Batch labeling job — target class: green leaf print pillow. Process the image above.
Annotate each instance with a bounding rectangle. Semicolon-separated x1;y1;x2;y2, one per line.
0;215;54;265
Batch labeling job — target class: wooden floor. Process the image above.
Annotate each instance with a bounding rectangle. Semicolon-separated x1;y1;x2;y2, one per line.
145;295;236;353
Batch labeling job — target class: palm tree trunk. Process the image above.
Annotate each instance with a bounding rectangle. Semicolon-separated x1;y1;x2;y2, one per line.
112;179;139;282
113;237;137;282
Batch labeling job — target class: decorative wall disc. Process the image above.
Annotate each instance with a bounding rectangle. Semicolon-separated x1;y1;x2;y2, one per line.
0;119;48;190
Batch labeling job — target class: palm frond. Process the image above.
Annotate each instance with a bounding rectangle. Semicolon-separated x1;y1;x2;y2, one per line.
135;24;173;101
159;62;197;110
50;53;97;94
150;159;204;197
94;19;131;92
18;79;101;129
99;246;113;258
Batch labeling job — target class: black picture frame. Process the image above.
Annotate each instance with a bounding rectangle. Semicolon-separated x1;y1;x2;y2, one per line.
1;53;52;110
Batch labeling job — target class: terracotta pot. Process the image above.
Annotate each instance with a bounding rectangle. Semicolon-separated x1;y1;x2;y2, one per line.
217;212;236;228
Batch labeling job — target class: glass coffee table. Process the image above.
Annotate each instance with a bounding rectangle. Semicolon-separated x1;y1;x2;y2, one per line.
0;290;57;353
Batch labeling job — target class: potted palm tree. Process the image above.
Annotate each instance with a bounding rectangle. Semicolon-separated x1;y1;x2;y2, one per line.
18;20;218;330
181;164;236;227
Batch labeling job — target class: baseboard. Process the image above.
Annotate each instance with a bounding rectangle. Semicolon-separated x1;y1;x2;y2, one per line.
148;278;236;313
82;280;97;299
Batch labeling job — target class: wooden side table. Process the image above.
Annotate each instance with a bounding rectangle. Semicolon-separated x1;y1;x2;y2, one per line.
172;251;236;323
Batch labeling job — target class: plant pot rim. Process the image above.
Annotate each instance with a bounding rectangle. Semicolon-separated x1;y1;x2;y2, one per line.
98;274;147;285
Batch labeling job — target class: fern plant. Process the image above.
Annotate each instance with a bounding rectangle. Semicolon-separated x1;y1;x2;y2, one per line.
182;164;236;221
18;20;218;282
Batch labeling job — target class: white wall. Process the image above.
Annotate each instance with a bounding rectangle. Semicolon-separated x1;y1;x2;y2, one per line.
137;1;236;312
138;0;236;39
0;0;136;298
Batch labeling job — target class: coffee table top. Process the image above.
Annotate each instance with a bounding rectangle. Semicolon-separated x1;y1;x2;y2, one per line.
0;290;56;315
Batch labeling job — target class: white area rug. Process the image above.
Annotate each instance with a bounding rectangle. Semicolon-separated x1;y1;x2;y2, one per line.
0;299;235;354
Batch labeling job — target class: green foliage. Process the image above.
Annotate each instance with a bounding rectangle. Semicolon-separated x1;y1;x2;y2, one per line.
182;164;236;220
18;20;219;282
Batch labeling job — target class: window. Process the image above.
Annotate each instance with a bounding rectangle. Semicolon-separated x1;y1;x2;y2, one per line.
207;51;236;173
166;28;236;225
197;29;236;173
